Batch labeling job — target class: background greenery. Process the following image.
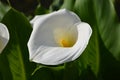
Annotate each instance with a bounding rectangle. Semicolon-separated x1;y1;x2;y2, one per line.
0;0;120;80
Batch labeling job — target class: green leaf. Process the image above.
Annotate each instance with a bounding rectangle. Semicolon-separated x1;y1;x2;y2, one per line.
30;67;53;80
0;54;13;80
94;1;120;79
99;38;120;80
0;72;2;80
63;62;79;80
1;8;36;80
31;64;65;80
0;1;10;21
94;0;120;61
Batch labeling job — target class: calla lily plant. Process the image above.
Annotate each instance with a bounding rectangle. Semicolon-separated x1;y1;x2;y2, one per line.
27;9;92;65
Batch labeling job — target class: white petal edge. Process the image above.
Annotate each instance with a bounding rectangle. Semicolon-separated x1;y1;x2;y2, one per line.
28;22;92;65
71;22;92;60
0;23;9;53
30;9;81;29
30;15;47;28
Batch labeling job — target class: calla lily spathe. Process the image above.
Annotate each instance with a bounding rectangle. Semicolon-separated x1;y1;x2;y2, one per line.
28;9;92;65
0;23;9;53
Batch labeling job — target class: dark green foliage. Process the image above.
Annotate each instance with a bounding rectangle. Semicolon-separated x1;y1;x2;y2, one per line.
1;8;36;80
0;0;120;80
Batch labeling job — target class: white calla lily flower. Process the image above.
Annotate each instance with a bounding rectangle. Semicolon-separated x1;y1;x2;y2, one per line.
0;23;9;53
28;9;92;65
